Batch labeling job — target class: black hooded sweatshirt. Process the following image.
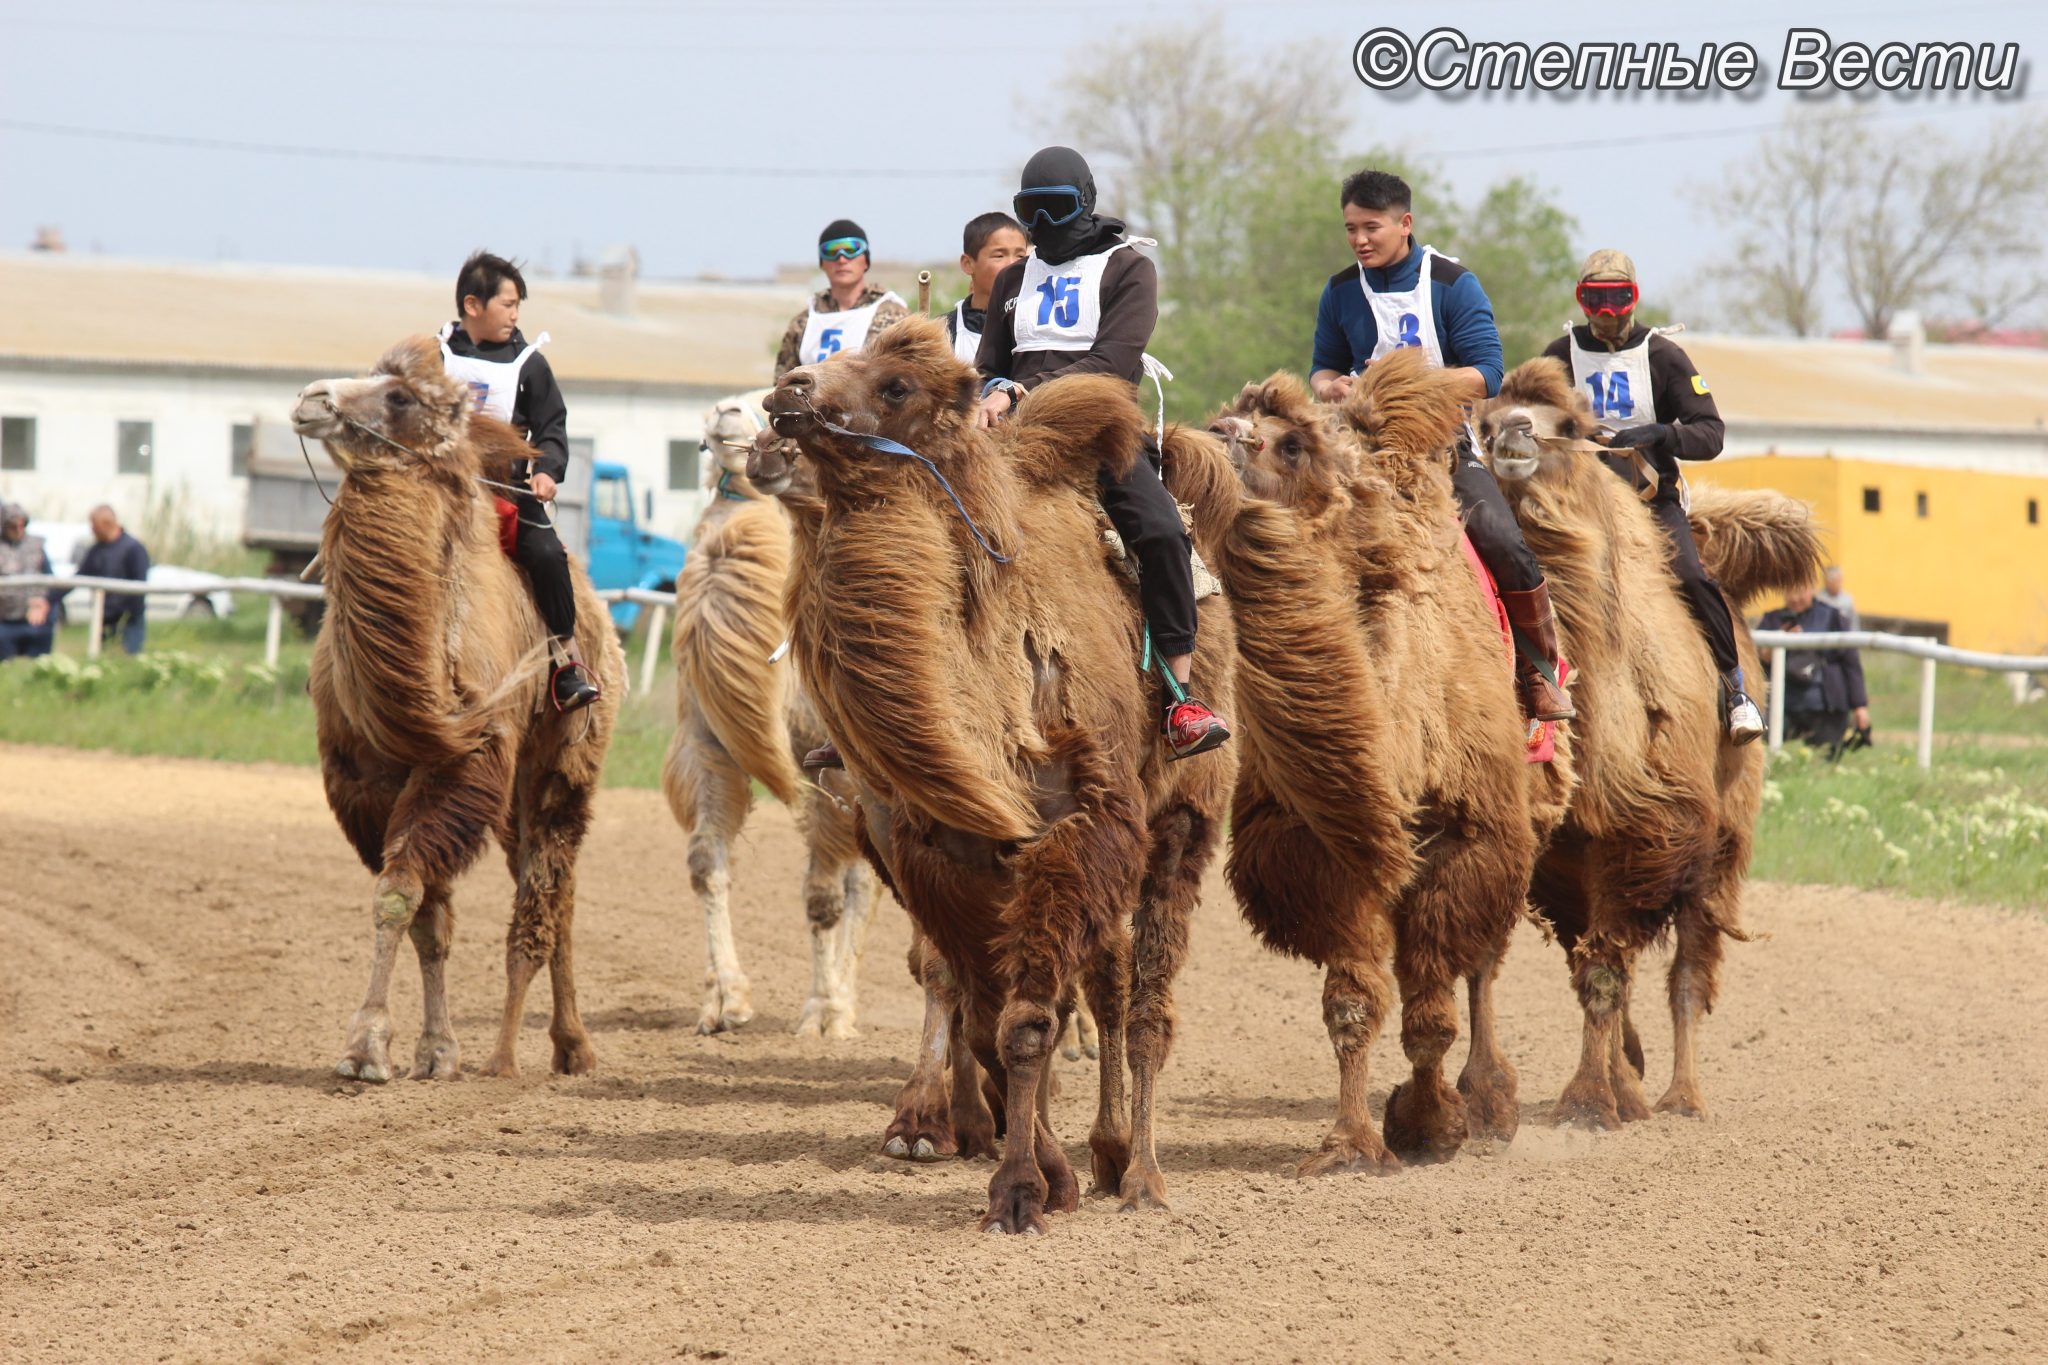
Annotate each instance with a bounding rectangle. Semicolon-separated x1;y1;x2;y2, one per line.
443;323;571;482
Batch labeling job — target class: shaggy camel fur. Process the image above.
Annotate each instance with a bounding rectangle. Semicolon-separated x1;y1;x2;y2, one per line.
660;392;877;1039
291;336;623;1082
1475;357;1822;1124
748;316;1235;1232
1160;349;1571;1175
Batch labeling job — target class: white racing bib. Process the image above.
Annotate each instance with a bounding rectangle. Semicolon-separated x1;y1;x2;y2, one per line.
1566;328;1660;435
949;300;983;364
438;323;549;423
1358;245;1447;371
798;291;905;366
1010;238;1155;353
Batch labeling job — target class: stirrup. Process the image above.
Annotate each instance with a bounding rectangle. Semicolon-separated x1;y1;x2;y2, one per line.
550;660;601;714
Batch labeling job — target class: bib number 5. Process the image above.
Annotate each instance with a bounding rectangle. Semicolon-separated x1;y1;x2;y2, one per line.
814;327;843;363
1035;275;1082;328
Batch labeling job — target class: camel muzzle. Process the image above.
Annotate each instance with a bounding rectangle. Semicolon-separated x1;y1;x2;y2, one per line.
745;433;795;496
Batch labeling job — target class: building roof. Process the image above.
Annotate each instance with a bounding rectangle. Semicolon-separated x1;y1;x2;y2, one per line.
0;252;809;390
1677;332;2048;435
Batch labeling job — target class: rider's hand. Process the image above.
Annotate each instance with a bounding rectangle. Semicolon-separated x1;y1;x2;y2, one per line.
1608;423;1673;454
26;598;48;628
1853;706;1870;730
976;390;1013;430
1314;373;1355;403
530;472;558;502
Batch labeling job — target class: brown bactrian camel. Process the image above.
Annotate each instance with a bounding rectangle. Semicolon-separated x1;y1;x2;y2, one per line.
660;391;878;1039
1475;356;1822;1124
290;337;623;1082
1159;348;1573;1175
747;316;1235;1232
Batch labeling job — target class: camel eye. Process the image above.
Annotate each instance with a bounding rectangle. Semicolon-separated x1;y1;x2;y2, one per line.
1277;435;1302;461
882;377;912;404
387;388;414;409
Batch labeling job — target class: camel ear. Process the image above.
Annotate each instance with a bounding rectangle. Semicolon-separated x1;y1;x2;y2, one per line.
953;369;977;415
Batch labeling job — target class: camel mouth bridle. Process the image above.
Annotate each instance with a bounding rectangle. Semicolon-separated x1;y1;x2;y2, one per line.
296;396;555;527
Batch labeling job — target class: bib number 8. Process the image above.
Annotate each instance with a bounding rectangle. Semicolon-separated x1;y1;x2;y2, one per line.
1584;371;1635;420
1035;275;1082;328
814;327;843;363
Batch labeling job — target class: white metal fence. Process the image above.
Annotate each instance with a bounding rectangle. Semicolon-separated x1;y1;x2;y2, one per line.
7;577;2045;768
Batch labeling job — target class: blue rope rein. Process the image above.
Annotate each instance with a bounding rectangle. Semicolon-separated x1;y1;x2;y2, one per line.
816;419;1014;564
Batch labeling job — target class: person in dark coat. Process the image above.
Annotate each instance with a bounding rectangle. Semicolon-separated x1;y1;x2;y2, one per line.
76;504;150;655
1759;583;1869;756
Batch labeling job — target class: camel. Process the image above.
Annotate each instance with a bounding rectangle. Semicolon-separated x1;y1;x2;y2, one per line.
290;336;623;1082
1474;356;1822;1125
660;391;877;1039
747;316;1235;1233
1158;349;1572;1176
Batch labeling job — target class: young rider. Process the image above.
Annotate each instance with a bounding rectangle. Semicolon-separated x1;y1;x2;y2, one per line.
945;211;1029;366
1310;168;1574;723
773;219;908;380
439;250;600;712
1541;249;1765;744
977;145;1230;760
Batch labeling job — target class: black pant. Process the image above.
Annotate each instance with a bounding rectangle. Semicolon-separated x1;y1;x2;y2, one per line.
1098;437;1197;658
1649;497;1740;677
1452;432;1544;594
1788;707;1850;754
511;493;578;640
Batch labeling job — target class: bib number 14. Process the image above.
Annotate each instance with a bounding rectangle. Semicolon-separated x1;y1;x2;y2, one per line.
1584;371;1634;420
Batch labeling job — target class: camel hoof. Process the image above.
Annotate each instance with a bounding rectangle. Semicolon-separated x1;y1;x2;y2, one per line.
551;1035;597;1076
1457;1069;1521;1143
980;1181;1049;1236
411;1034;461;1081
1615;1085;1654;1125
334;1054;391;1084
883;1136;910;1159
1552;1087;1622;1132
1117;1167;1170;1214
912;1137;942;1162
696;1008;752;1036
1296;1132;1403;1179
1655;1089;1709;1120
1383;1081;1468;1165
792;999;857;1040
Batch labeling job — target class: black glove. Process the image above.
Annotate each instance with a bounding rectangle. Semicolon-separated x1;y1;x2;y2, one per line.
1608;423;1674;454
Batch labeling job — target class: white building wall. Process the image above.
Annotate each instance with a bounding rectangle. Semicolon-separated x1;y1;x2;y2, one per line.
0;363;728;547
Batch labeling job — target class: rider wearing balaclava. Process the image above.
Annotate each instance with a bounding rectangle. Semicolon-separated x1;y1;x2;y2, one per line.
973;146;1230;762
1541;249;1761;745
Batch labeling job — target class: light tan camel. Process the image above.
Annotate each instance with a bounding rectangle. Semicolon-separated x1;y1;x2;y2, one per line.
290;336;623;1082
661;391;877;1038
1475;356;1822;1124
748;317;1235;1232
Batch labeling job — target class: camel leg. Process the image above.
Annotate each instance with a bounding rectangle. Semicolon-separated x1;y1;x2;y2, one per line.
408;883;461;1080
1083;936;1131;1200
1382;943;1469;1165
830;861;878;1031
545;867;595;1076
683;749;753;1035
1299;948;1402;1178
1609;973;1654;1123
336;869;422;1083
1554;941;1630;1129
1456;937;1521;1143
484;764;597;1077
1059;991;1101;1061
1119;805;1209;1211
950;999;1000;1159
884;935;962;1161
1657;894;1728;1119
982;995;1067;1235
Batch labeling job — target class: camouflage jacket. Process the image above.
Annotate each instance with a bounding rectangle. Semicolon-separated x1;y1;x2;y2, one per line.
772;286;909;381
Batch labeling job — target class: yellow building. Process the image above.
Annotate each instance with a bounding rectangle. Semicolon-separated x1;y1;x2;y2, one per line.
1675;326;2048;654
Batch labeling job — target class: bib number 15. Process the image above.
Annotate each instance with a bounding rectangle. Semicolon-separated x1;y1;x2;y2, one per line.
1035;275;1081;328
1584;371;1634;420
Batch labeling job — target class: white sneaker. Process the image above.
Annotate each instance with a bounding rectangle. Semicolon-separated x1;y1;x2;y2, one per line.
1726;693;1765;746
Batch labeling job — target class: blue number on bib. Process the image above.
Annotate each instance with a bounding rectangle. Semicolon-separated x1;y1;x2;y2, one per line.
1036;275;1082;328
466;380;491;411
1395;312;1422;349
814;327;843;363
1583;372;1635;420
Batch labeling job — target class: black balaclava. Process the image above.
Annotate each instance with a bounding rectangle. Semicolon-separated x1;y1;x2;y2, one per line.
1017;146;1125;265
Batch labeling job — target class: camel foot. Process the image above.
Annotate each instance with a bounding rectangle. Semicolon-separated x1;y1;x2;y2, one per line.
1297;1126;1403;1179
695;981;754;1036
882;1134;952;1163
980;1169;1050;1236
1457;1064;1521;1143
412;1033;462;1081
1553;1078;1622;1131
792;997;859;1041
1614;1072;1654;1124
1088;1131;1131;1197
882;1095;958;1163
1057;1010;1099;1061
551;1031;596;1076
1654;1084;1709;1120
1383;1080;1469;1165
1118;1163;1171;1214
335;1010;394;1083
477;1049;518;1079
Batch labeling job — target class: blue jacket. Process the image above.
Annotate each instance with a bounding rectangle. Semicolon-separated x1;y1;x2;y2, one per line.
76;530;150;624
1311;243;1505;396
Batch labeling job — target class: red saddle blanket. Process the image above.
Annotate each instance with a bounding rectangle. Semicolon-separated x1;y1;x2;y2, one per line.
1457;531;1562;765
494;497;519;556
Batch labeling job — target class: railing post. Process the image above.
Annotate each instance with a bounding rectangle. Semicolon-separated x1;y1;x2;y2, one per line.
1767;645;1786;752
87;588;105;660
264;595;284;668
1917;657;1937;772
639;602;668;697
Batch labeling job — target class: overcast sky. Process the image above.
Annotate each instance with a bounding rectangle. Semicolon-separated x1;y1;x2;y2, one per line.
2;0;2041;326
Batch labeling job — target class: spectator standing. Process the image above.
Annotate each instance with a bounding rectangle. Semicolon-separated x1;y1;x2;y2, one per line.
76;504;150;655
0;502;61;659
1759;582;1869;757
1817;564;1859;630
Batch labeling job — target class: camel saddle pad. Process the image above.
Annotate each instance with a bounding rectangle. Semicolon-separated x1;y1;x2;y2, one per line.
1098;503;1221;602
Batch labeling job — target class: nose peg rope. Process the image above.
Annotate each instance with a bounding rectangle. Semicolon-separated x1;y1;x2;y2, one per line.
814;417;1014;565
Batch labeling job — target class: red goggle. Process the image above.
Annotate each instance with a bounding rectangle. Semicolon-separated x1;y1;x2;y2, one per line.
1576;281;1638;316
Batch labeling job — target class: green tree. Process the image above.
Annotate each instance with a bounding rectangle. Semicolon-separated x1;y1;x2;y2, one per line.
1438;177;1580;368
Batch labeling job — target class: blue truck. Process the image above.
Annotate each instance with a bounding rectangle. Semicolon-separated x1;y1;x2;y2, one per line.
243;418;686;631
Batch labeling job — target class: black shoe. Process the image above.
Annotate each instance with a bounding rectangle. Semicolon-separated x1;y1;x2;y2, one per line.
551;661;602;713
802;741;844;772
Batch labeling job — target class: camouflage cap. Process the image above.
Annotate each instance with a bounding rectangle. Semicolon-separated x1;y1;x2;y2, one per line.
1579;248;1637;283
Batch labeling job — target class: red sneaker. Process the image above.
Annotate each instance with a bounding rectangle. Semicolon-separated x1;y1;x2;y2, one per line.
1162;698;1231;760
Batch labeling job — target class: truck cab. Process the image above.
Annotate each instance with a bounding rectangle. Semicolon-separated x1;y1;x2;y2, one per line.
583;461;687;630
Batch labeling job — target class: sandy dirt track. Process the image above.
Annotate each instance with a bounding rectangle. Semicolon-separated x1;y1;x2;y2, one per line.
3;743;2045;1363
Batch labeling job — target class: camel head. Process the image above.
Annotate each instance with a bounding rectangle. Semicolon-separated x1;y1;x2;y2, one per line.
1473;357;1601;488
699;390;772;483
291;335;473;476
753;316;980;498
1207;371;1354;513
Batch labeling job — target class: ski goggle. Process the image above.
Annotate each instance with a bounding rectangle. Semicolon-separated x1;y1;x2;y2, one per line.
1576;281;1639;316
819;236;868;262
1012;185;1086;230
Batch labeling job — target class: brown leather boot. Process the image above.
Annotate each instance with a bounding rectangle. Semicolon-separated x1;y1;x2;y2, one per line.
1499;581;1576;722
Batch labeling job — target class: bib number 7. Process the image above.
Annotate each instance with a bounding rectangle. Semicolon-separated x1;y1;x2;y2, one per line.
814;327;844;363
1584;371;1635;420
1035;275;1082;328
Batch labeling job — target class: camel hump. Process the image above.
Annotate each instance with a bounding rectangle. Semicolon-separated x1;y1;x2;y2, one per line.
469;415;543;487
669;500;803;806
1347;347;1473;457
1685;484;1826;607
1005;374;1147;488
